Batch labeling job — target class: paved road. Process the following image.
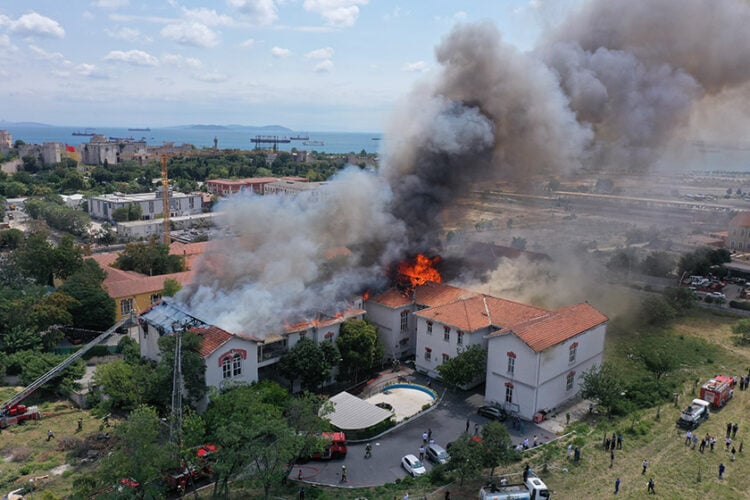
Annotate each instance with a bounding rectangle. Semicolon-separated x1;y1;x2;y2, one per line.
292;374;556;488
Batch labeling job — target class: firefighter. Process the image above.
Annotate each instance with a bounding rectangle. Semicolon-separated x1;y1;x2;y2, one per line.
365;443;372;458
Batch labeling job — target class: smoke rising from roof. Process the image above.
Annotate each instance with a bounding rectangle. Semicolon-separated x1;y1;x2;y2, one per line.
180;0;750;335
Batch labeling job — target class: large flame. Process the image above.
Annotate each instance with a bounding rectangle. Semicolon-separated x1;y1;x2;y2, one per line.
397;254;442;288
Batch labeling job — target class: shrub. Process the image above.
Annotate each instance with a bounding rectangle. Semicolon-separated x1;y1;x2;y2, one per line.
10;446;32;462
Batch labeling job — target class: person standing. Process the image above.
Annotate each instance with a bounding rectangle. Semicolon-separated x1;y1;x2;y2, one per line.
647;478;655;494
726;437;732;451
614;477;620;495
731;446;736;461
428;428;433;441
77;417;83;432
642;459;649;475
418;445;425;461
719;462;726;480
422;431;428;444
341;465;347;483
465;418;470;433
616;433;623;449
574;447;580;462
732;423;739;439
567;444;573;459
47;429;55;441
523;464;530;483
566;412;570;425
610;449;615;468
727;422;732;439
711;436;716;452
444;491;450;500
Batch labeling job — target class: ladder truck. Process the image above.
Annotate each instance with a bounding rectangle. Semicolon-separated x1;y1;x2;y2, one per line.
0;317;131;429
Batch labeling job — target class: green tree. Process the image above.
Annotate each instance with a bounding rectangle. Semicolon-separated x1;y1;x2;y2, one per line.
150;331;207;411
162;277;182;297
0;228;23;250
278;337;340;391
437;344;487;389
93;359;156;412
640;251;675;277
579;363;625;415
206;383;308;499
446;433;484;486
640;296;677;326
336;319;383;382
59;260;115;331
481;421;517;476
98;405;176;497
662;287;695;314
114;240;184;276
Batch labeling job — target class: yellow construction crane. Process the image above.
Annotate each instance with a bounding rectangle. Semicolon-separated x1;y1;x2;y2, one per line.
160;154;170;245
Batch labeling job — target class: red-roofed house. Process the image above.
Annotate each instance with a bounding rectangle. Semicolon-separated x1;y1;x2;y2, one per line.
484;302;608;420
366;281;608;420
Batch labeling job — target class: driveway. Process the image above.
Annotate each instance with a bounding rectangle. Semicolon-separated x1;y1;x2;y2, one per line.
292;373;556;487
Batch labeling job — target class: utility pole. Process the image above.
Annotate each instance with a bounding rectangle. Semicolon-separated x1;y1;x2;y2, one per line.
169;322;184;449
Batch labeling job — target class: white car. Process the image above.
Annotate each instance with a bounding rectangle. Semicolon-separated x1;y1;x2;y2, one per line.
708;292;726;299
426;443;451;464
401;454;427;477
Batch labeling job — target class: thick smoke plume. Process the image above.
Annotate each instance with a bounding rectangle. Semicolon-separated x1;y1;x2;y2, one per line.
181;0;750;335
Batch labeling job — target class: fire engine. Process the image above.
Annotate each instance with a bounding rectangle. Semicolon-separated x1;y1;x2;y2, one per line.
0;404;41;429
700;375;735;409
310;432;347;460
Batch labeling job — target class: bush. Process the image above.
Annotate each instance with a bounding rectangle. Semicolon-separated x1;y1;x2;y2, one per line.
729;300;750;311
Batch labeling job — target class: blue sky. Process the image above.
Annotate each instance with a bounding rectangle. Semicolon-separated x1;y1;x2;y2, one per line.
0;1;577;132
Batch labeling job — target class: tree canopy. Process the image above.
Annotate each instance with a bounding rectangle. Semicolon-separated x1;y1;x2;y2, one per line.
437;344;487;388
336;319;384;382
114;240;185;276
579;362;625;415
278;336;340;391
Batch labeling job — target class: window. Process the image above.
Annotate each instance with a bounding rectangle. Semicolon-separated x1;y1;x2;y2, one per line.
222;357;232;379
148;200;154;213
443;326;450;342
232;354;242;376
424;347;432;361
120;298;133;315
324;331;335;341
457;331;464;345
569;342;578;364
400;310;409;332
507;352;516;374
189;197;195;209
150;293;161;304
442;353;450;364
566;371;575;391
505;383;514;403
426;321;433;335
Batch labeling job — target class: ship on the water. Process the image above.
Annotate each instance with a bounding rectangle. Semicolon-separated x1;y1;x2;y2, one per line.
290;133;310;140
128;127;151;132
303;140;324;147
72;128;96;136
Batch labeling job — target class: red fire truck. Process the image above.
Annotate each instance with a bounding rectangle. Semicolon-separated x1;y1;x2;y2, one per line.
0;404;41;429
310;432;347;460
700;375;736;409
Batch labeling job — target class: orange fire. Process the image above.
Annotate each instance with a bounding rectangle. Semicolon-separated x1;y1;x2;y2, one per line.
362;290;371;301
397;254;442;288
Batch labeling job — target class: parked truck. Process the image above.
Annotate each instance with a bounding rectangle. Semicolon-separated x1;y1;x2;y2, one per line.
700;375;735;409
479;474;551;500
677;398;711;429
310;432;347;460
0;404;41;429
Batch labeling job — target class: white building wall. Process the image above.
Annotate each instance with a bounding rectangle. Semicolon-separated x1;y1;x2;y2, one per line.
364;301;412;360
204;337;259;389
537;324;607;383
139;323;163;361
486;334;539;419
415;316;491;378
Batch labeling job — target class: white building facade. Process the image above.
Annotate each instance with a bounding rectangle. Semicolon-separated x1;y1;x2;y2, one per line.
88;190;203;223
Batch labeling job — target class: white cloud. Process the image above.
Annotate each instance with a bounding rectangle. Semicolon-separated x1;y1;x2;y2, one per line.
162;53;203;69
10;12;65;38
240;38;256;48
313;59;334;73
452;11;468;21
402;61;428;73
229;0;278;26
92;0;130;8
104;49;159;66
0;34;12;48
105;26;152;43
303;0;368;27
161;22;220;48
193;72;229;83
182;7;233;27
28;44;69;64
270;46;291;58
82;11;95;20
76;63;108;79
306;47;334;60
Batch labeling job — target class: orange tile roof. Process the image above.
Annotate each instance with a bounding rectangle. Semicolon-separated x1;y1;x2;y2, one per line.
190;325;234;357
730;212;750;228
414;281;479;308
369;289;412;308
104;271;194;298
414;294;547;332
490;302;608;352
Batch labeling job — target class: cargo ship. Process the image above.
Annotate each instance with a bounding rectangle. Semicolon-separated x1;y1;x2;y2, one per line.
290;133;310;140
303;140;324;146
128;127;151;131
72;128;96;136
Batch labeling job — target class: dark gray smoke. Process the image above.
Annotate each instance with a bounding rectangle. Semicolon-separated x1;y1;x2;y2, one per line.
181;0;750;335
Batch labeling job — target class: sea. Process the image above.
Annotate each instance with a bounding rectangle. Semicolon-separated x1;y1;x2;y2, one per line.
2;124;386;156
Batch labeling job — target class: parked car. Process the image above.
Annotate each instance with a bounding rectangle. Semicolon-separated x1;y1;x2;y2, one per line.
478;405;508;421
426;443;450;464
401;454;426;477
707;292;726;300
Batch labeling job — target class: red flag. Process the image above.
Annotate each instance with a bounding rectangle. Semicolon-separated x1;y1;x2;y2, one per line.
65;144;75;153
